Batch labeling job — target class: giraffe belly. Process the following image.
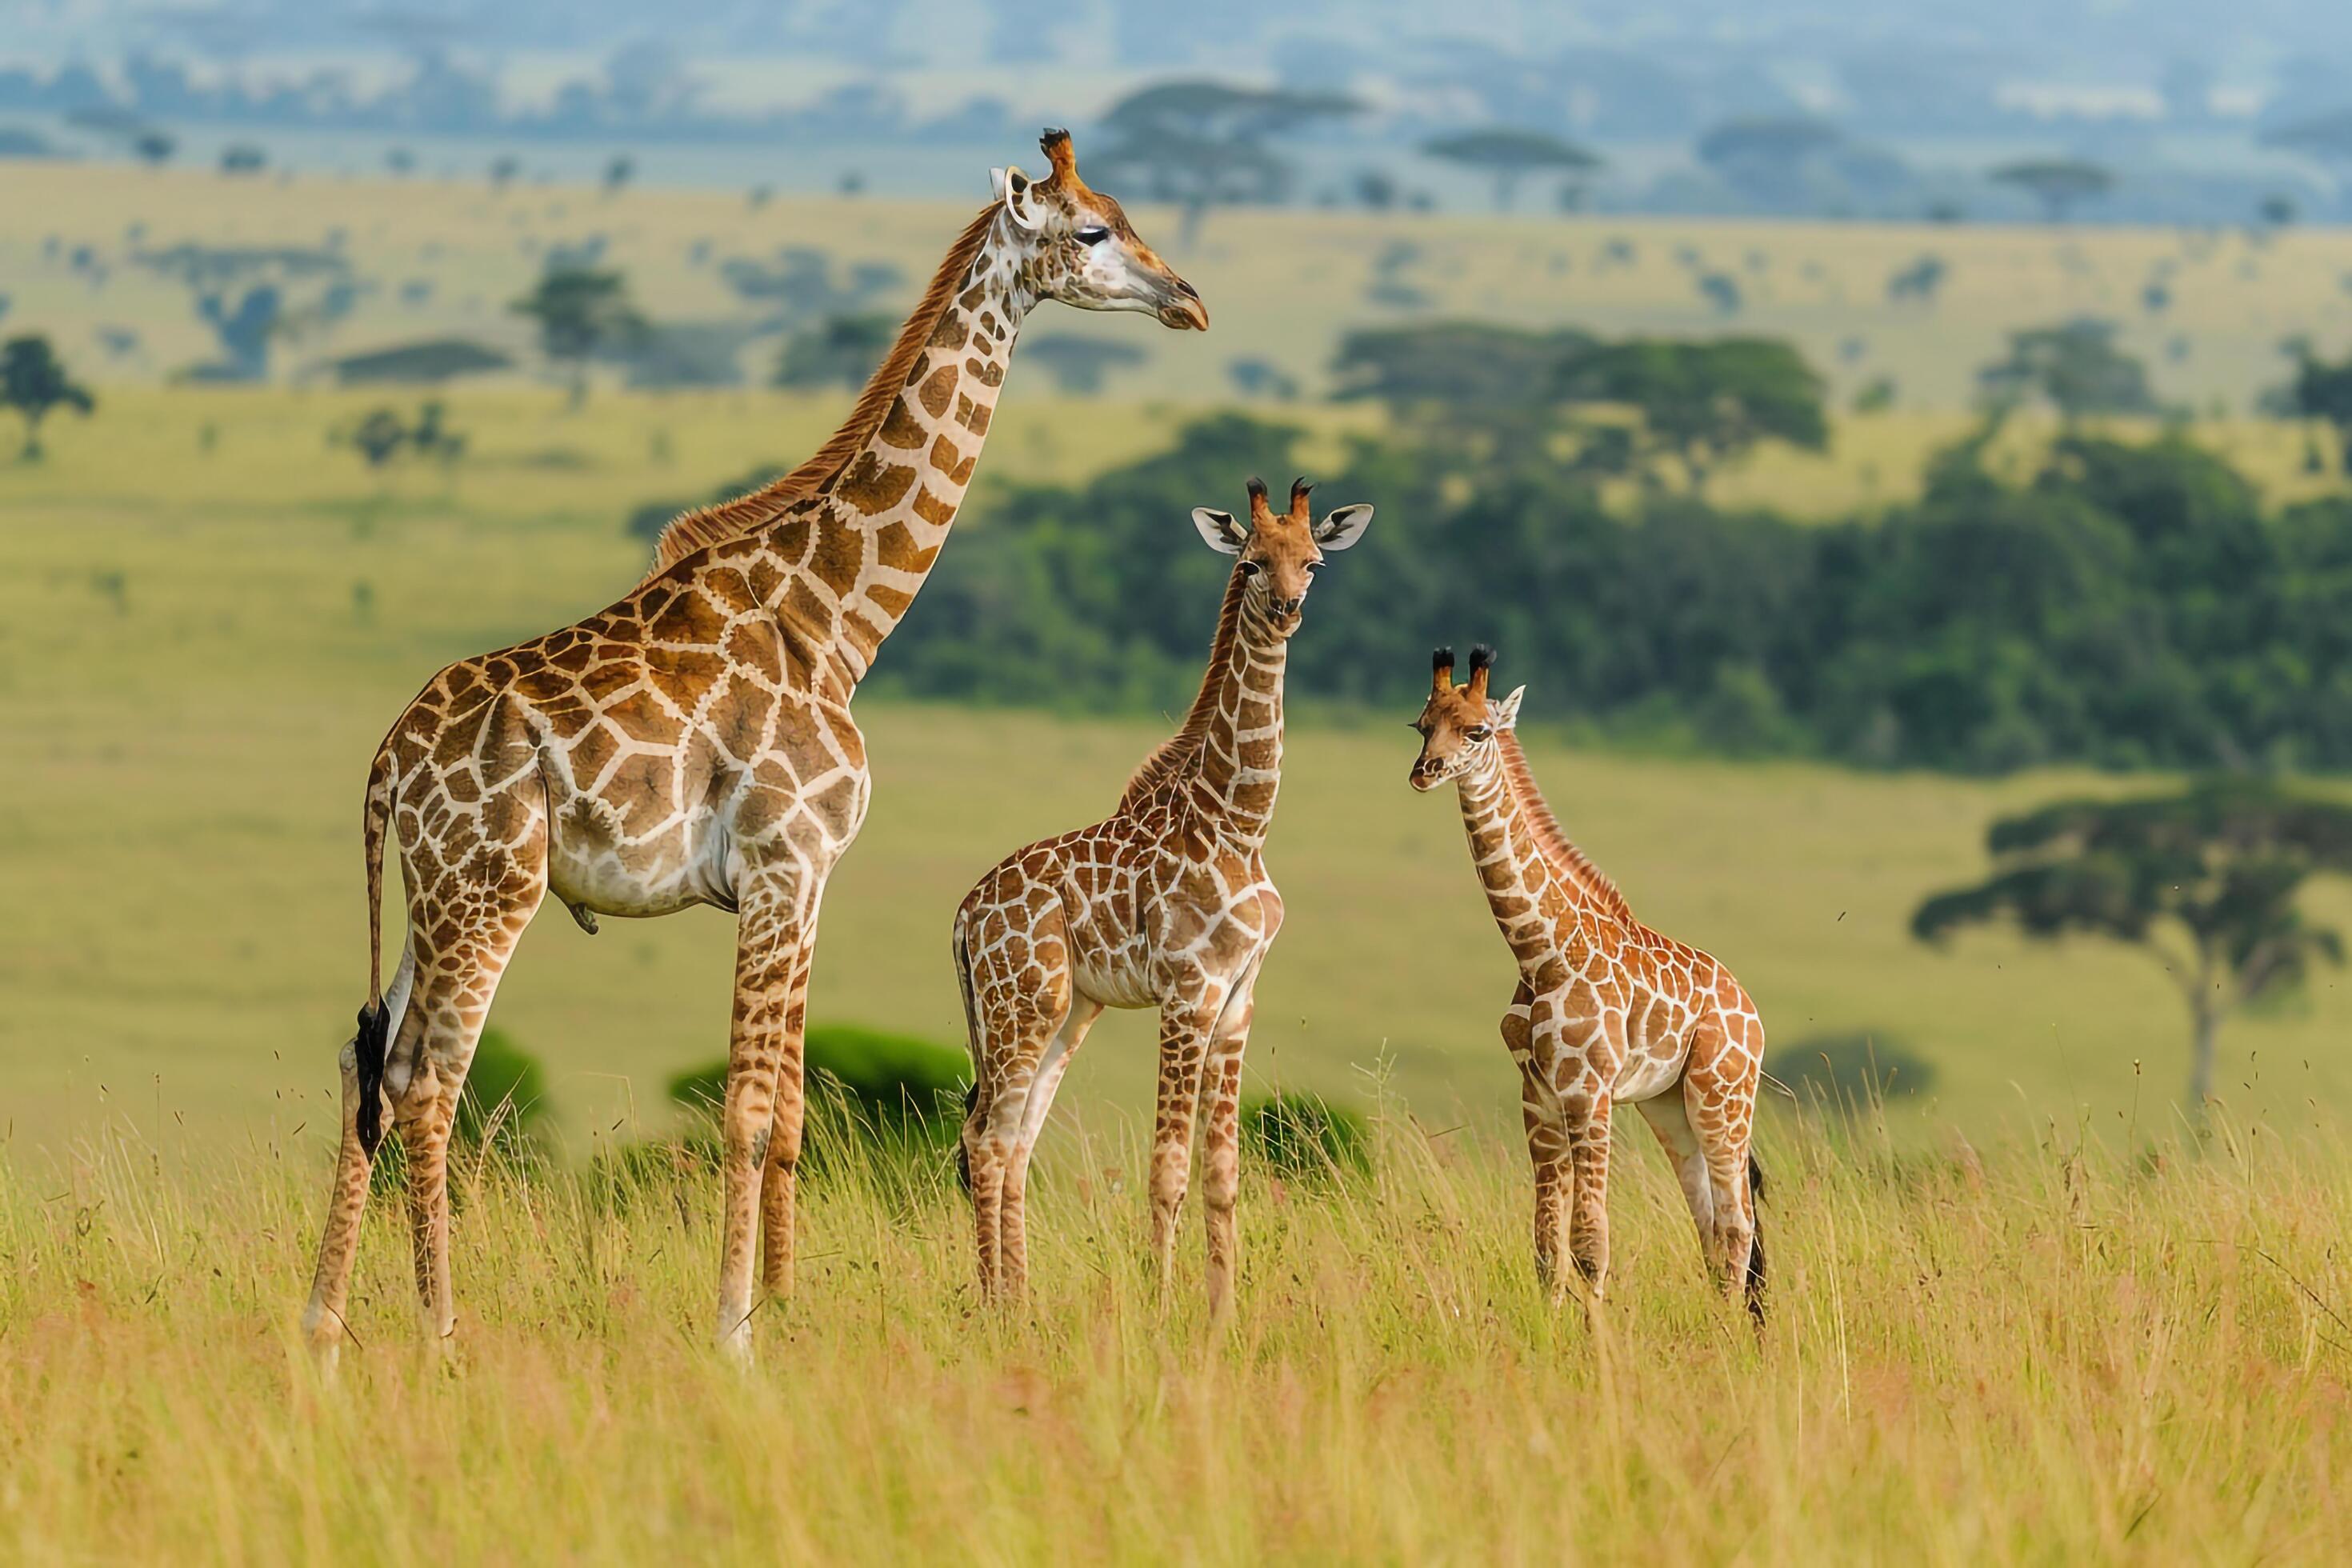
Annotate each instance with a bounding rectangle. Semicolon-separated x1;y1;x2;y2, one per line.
546;816;723;918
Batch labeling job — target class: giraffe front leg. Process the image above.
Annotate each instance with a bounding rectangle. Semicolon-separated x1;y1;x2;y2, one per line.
1562;1090;1615;1306
759;918;822;1301
1198;958;1263;1324
1149;994;1220;1298
1502;983;1569;1303
717;869;807;1362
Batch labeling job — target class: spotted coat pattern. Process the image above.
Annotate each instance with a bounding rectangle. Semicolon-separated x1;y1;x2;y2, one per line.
302;130;1206;1363
954;479;1370;1317
1410;650;1768;1318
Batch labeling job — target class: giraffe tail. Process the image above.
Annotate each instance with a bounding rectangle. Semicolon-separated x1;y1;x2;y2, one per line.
950;900;982;1194
1743;1153;1769;1325
352;735;397;1156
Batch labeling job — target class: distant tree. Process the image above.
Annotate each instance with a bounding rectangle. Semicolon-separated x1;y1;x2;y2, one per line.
132;130;175;168
1697;117;1842;207
602;154;635;197
1352;168;1398;210
1333;320;1595;441
1990;158;2114;222
1022;335;1147;394
2284;346;2352;473
1886;254;1948;305
774;313;894;390
386;147;415;177
218;143;266;177
2259;194;2298;230
1090;80;1363;244
1;334;96;460
347;408;408;469
1419;127;1601;211
1556;337;1829;494
490;154;521;191
510;266;645;406
1978;318;2157;422
1914;783;2352;1114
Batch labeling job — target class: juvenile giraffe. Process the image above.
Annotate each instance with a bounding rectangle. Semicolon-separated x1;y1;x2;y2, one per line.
302;130;1206;1363
954;477;1373;1314
1408;647;1769;1320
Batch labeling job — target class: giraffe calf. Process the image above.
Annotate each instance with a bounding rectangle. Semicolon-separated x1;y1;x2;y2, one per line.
954;477;1372;1317
1410;646;1770;1321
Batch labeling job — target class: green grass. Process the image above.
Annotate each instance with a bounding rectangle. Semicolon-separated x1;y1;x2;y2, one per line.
4;1115;2350;1562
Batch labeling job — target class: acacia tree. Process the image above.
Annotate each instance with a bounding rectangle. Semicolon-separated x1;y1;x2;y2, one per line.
1089;80;1362;244
1554;336;1828;494
1421;128;1601;211
510;266;645;406
2286;346;2352;472
1990;157;2114;222
1;334;96;460
1914;783;2352;1115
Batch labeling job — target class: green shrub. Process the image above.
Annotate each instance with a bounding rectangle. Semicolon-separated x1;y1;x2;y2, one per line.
1768;1031;1938;1105
371;1027;553;1190
1242;1091;1371;1180
668;1023;967;1138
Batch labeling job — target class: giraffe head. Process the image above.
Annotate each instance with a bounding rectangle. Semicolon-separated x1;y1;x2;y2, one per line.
1191;476;1374;638
1408;645;1526;791
991;128;1208;330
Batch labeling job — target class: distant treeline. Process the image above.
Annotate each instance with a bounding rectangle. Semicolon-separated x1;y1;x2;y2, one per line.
874;413;2352;774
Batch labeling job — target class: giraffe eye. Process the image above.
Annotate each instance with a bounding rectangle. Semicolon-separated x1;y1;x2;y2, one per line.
1074;226;1111;246
1238;560;1262;578
1466;726;1492;742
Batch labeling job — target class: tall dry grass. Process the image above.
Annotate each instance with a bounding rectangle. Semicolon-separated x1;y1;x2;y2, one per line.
3;1098;2349;1564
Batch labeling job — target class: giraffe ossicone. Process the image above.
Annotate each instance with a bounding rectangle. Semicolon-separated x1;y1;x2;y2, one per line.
955;476;1372;1315
302;129;1205;1366
1410;647;1770;1321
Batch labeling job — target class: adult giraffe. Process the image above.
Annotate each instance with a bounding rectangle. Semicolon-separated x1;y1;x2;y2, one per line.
302;130;1206;1363
955;477;1373;1318
1408;647;1769;1322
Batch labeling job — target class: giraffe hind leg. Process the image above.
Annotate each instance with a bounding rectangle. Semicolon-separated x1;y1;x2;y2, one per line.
955;874;1073;1302
390;885;541;1351
1678;1012;1766;1322
302;947;415;1365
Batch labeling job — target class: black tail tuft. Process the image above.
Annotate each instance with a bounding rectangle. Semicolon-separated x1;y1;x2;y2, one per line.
353;1002;390;1157
1743;1153;1769;1326
953;1082;978;1194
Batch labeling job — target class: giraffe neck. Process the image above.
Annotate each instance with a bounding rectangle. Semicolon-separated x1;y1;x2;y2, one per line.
1454;754;1578;964
764;210;1036;690
1187;597;1289;845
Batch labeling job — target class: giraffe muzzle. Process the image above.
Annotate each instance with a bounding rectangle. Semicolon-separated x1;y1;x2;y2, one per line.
1157;278;1209;330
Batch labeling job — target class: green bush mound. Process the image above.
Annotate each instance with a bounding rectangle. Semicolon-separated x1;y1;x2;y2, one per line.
666;1022;969;1137
1242;1090;1372;1180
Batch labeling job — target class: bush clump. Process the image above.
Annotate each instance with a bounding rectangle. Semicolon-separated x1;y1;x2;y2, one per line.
1242;1090;1372;1181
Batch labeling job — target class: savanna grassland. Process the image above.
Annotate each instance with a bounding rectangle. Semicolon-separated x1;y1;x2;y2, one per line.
5;1113;2352;1563
10;164;2352;1562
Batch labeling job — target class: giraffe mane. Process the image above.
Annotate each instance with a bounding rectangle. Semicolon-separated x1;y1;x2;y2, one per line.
634;205;1002;586
1118;561;1249;806
1494;729;1634;922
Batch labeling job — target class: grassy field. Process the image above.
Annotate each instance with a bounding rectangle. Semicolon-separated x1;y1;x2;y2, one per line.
4;1115;2350;1562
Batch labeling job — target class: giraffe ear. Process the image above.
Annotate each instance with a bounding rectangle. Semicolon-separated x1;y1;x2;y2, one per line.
1191;508;1247;554
1312;503;1374;550
992;164;1044;230
1490;685;1526;731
